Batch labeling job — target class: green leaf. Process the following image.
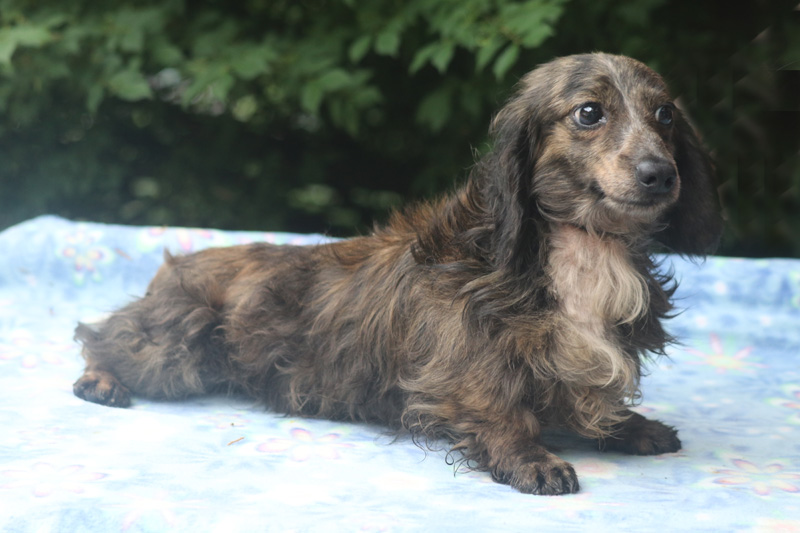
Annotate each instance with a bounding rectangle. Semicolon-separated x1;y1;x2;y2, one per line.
475;36;504;72
107;70;152;101
299;69;367;115
316;69;352;92
232;94;258;122
416;85;453;132
460;86;482;118
374;30;400;57
500;1;566;47
181;62;231;106
120;27;144;53
0;25;52;65
192;19;237;57
492;44;519;80
329;99;360;136
353;85;382;108
348;35;371;63
409;43;438;74
60;24;99;55
230;45;273;80
430;42;455;73
151;40;184;66
0;37;15;66
8;25;52;47
300;82;323;114
111;7;167;52
208;73;235;103
86;84;104;113
288;184;338;212
517;23;553;48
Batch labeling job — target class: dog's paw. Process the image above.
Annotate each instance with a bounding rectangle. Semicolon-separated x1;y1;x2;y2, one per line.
492;453;580;495
600;413;681;455
73;370;131;408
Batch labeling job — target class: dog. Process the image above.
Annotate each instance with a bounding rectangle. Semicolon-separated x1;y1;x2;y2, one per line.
73;53;722;495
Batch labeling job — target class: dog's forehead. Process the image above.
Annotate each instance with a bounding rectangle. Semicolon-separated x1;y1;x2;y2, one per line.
528;54;670;105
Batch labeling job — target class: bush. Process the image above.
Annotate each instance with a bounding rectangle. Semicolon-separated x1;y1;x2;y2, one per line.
1;0;798;256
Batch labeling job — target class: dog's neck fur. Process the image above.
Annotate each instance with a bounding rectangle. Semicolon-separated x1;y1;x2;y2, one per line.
546;223;650;328
540;223;650;433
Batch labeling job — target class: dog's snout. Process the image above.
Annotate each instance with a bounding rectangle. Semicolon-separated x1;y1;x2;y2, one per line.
635;158;677;195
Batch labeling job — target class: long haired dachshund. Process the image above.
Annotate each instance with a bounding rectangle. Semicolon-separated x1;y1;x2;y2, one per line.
74;53;722;495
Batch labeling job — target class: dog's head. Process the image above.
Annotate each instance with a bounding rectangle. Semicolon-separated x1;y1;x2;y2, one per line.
485;53;722;265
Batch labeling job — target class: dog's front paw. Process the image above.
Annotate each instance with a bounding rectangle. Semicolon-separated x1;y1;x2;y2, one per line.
73;370;131;408
492;452;580;495
600;412;681;455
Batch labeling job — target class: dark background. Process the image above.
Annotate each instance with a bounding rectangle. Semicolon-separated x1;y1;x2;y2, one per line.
1;0;798;257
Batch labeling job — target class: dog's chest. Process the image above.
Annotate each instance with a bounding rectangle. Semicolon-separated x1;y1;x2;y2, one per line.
547;225;649;331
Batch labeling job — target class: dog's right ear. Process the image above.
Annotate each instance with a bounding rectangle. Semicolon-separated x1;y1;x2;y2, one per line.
478;85;545;275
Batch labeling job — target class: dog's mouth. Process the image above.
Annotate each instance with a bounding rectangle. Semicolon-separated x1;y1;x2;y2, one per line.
590;183;676;212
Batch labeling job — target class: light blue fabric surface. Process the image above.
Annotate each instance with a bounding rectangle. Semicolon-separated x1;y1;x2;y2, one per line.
1;215;799;532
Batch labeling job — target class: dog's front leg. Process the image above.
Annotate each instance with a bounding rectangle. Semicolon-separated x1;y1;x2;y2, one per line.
488;444;580;495
454;414;581;495
598;410;682;455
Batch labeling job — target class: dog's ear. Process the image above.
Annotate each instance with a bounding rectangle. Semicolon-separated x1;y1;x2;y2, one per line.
480;91;544;274
655;115;724;255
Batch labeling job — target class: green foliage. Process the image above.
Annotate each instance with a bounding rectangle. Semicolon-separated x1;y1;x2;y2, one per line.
0;0;568;234
0;0;798;257
0;0;565;134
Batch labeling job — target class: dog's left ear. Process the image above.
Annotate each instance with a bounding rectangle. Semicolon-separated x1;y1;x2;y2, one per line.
655;116;724;255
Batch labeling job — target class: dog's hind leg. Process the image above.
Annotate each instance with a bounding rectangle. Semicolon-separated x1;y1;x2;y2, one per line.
73;253;231;407
72;350;133;407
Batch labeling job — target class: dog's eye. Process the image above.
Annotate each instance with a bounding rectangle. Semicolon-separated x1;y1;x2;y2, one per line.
574;103;605;127
656;105;674;125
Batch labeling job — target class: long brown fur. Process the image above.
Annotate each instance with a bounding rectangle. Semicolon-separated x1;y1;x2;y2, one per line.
73;53;722;495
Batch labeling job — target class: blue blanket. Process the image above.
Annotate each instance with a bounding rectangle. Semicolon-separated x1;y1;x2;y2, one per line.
2;215;799;531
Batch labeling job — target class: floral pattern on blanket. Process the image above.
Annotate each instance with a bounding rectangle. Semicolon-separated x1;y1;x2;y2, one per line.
1;216;799;532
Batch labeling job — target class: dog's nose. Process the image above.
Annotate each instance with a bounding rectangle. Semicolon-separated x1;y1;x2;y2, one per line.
635;158;677;195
